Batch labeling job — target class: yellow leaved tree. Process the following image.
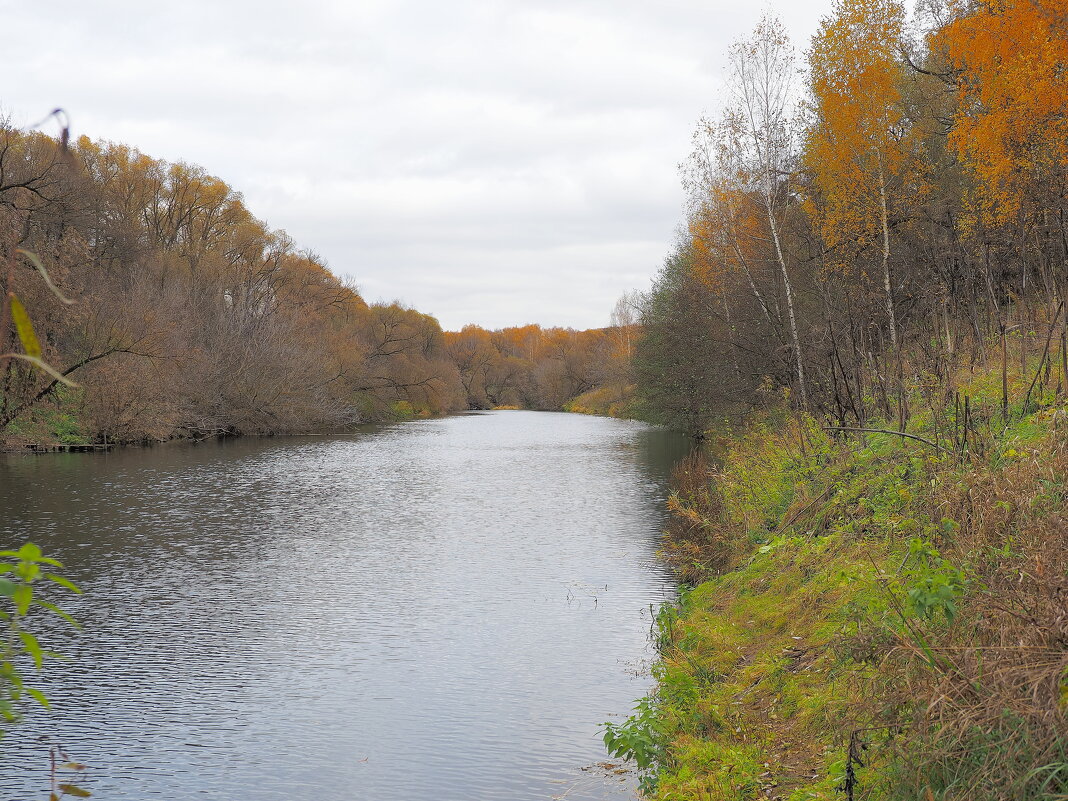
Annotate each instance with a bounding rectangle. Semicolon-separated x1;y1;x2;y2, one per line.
935;0;1068;227
806;0;915;354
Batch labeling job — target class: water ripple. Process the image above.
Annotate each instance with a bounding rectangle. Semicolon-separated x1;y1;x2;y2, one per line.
0;411;689;800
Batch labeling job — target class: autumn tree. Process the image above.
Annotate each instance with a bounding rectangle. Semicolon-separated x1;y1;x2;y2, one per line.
632;241;764;435
807;0;914;356
936;0;1068;231
1;127;474;443
723;15;809;409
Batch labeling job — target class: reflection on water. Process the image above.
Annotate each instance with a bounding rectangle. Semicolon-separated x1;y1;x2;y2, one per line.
0;411;690;800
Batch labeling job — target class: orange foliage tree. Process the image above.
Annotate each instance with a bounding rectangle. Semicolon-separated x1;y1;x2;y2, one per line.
935;0;1068;227
807;0;914;352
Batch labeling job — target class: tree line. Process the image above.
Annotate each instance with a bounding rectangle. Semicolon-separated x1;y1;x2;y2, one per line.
6;0;1059;446
616;2;1068;795
444;312;635;412
0;127;626;444
631;0;1068;440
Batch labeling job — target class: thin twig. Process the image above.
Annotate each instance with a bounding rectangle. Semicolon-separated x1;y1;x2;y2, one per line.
824;426;952;454
1022;300;1064;413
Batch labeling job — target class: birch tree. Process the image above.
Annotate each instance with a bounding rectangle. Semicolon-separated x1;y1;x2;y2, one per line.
807;0;911;353
723;15;809;409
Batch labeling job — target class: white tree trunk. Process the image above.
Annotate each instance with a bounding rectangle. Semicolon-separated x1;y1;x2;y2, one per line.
878;157;898;353
766;199;808;410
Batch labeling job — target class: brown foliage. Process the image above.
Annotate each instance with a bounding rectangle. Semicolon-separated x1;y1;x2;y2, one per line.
882;429;1068;796
443;322;621;411
660;450;736;584
0;126;474;442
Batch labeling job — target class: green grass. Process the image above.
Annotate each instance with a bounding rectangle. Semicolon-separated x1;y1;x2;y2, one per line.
3;391;89;446
626;359;1068;799
564;383;636;418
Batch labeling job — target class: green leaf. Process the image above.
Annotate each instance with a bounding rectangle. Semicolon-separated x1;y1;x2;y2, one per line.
25;686;50;709
19;631;43;669
16;562;40;583
0;578;16;598
0;699;18;721
12;584;32;616
17;543;42;561
8;294;42;358
16;249;75;305
45;574;81;595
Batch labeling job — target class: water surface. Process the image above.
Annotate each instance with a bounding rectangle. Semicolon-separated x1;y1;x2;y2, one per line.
0;411;688;800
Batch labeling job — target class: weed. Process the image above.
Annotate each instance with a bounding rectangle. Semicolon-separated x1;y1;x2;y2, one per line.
628;363;1068;800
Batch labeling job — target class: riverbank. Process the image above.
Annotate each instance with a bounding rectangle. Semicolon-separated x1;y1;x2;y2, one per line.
1;374;642;452
0;397;443;452
616;364;1068;799
564;384;637;419
0;394;630;453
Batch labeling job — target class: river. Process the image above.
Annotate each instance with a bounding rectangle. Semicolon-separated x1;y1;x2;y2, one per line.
0;411;689;800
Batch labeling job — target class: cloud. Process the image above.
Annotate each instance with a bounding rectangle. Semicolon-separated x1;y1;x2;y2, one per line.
2;0;833;329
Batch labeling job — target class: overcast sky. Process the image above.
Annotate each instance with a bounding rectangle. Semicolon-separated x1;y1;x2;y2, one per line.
3;0;833;330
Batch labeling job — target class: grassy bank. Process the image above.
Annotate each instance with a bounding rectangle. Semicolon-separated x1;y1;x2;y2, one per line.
0;393;445;450
608;363;1068;799
563;384;637;418
2;388;92;448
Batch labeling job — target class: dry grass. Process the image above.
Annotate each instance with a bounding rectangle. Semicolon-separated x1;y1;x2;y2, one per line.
887;428;1068;799
659;451;737;585
643;378;1068;800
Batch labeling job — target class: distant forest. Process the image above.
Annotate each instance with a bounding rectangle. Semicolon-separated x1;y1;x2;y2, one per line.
0;132;633;444
1;0;1065;448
